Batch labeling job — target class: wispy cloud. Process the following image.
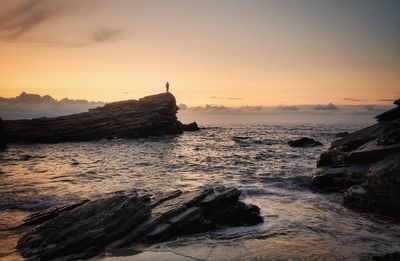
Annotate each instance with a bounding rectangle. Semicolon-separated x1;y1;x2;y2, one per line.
0;1;124;47
343;97;365;102
92;27;123;43
54;27;125;48
209;96;243;100
0;0;61;40
378;99;395;102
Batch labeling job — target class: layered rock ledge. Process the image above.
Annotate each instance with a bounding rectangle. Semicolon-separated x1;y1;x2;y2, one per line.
1;93;196;144
311;99;400;217
16;186;263;260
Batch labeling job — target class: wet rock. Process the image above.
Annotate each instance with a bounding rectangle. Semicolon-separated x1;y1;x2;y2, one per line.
343;185;366;208
17;187;263;260
2;93;186;144
17;191;151;260
335;131;349;138
182;122;200;131
288;137;322;147
344;153;400;217
346;142;400;164
312;101;400;217
316;152;334;167
311;165;369;192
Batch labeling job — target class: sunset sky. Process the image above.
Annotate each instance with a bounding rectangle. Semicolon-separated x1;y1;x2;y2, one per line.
0;0;399;106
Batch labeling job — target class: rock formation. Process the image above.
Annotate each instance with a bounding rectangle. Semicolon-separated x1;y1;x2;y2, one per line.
375;99;400;122
17;186;263;260
182;121;200;131
1;93;198;144
288;137;322;147
335;131;349;138
311;99;400;217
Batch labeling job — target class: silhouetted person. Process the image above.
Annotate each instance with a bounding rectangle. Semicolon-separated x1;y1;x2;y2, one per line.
166;81;170;93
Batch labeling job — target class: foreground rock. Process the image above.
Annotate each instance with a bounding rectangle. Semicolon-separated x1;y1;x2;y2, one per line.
17;187;263;260
1;93;197;144
288;137;322;147
311;98;400;217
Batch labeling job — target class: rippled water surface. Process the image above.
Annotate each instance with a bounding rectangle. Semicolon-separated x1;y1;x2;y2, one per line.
1;124;400;260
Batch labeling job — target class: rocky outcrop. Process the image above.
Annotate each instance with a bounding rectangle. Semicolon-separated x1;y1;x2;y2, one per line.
17;187;263;260
311;98;400;217
311;165;369;192
343;153;400;216
376;99;400;122
182;122;200;131
288;137;322;147
1;93;190;144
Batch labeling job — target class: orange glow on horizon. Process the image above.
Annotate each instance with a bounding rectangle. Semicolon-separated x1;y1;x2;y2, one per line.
0;1;399;107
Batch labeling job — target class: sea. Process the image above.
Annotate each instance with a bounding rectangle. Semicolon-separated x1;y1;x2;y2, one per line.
1;111;400;260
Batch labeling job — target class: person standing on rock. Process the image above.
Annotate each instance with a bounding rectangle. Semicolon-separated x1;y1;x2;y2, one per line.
166;81;170;93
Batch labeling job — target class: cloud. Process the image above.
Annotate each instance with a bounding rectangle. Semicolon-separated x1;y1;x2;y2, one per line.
53;26;125;48
0;0;61;40
92;27;123;43
378;99;395;102
0;1;124;47
343;97;364;102
209;96;243;100
277;105;299;111
190;104;229;111
312;103;338;111
0;92;104;120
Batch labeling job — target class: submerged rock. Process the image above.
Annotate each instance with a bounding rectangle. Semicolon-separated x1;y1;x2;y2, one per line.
1;93;194;144
17;187;263;260
312;98;400;217
288;137;322;147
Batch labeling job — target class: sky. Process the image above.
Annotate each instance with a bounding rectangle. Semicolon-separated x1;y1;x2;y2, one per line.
0;0;399;106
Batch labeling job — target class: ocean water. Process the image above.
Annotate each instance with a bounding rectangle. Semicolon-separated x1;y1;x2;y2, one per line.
1;122;400;260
